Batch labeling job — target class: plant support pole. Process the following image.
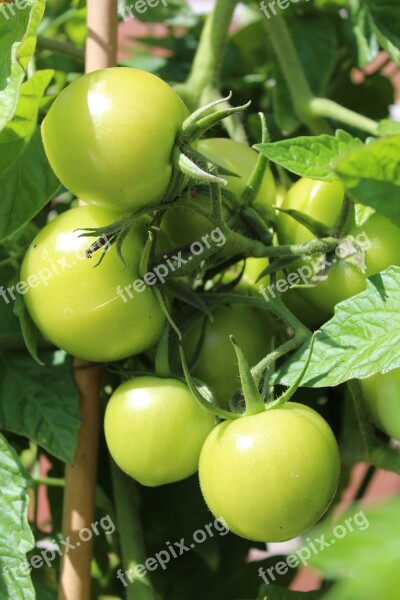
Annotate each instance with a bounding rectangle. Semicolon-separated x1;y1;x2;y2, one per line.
58;2;117;599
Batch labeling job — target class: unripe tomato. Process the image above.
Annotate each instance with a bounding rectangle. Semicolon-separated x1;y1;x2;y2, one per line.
277;178;400;317
42;68;188;212
199;402;340;542
360;370;400;441
182;304;272;406
21;206;165;362
104;376;215;486
162;138;276;247
277;178;345;245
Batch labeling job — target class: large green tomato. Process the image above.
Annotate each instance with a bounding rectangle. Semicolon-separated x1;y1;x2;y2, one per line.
182;304;272;406
21;206;165;362
199;402;340;542
277;178;400;317
162;138;276;247
104;376;215;486
42;68;188;212
360;370;400;441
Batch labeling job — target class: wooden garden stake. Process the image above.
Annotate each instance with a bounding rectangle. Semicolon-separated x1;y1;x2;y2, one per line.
58;2;118;599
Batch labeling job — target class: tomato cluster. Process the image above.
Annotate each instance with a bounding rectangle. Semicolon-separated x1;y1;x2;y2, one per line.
277;177;400;319
21;67;347;544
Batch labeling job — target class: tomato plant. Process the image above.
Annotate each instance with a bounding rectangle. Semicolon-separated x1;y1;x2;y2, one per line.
104;376;215;486
42;67;189;213
1;1;400;599
21;205;165;362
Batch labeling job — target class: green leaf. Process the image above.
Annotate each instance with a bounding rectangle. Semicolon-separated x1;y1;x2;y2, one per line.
365;0;400;64
13;291;44;366
255;130;362;179
0;69;54;176
349;0;379;67
377;119;400;136
0;0;46;131
274;266;400;388
0;127;61;241
0;434;34;600
0;350;80;462
310;498;400;600
336;136;400;226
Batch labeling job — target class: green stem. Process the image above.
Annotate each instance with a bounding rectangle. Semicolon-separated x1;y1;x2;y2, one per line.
251;335;308;387
110;461;156;600
264;13;331;135
37;35;85;62
309;98;379;136
330;194;354;237
353;465;375;501
182;0;238;108
32;476;65;487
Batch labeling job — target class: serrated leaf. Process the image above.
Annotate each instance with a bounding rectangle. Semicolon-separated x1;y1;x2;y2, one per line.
310;498;400;600
0;69;54;176
0;127;61;241
0;350;80;462
255;130;362;179
0;434;34;600
377;119;400;136
0;0;45;131
274;266;400;388
336;136;400;225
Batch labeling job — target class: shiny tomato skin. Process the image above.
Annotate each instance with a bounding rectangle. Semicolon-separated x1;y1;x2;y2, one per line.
104;376;215;486
42;67;189;212
20;206;165;362
199;402;340;542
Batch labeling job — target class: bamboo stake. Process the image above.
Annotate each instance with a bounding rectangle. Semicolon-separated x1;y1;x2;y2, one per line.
58;2;118;599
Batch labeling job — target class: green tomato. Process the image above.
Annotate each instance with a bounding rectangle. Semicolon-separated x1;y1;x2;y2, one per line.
162;138;276;247
360;370;400;441
199;402;340;542
21;206;165;362
277;178;400;317
104;376;215;486
42;67;188;212
277;178;345;245
182;305;272;406
221;257;321;328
